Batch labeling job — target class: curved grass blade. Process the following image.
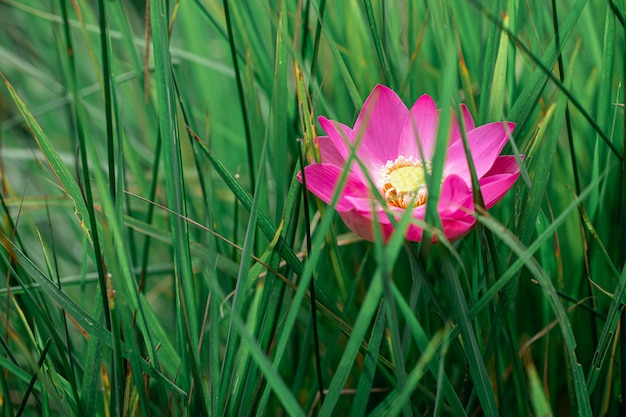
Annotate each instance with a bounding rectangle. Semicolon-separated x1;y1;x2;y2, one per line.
222;0;256;191
15;338;51;417
475;214;592;416
0;236;187;399
477;0;505;122
481;97;562;381
470;0;621;161
0;72;97;253
368;329;446;417
219;97;271;415
317;266;384;416
189;127;341;316
362;0;394;88
440;250;499;416
205;268;306;416
391;284;466;416
348;301;386;417
587;261;626;393
149;0;206;412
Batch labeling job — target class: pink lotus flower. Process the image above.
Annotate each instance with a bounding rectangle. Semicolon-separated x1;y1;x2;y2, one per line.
299;85;520;242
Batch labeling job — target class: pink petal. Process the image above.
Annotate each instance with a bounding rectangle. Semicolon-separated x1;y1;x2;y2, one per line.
449;104;475;144
479;156;521;208
483;155;522;176
338;211;371;240
317;135;346;167
318;117;355;163
438;174;474;216
319;116;385;180
344;195;379;213
400;101;476;161
353;85;409;165
436;175;476;241
399;94;439;160
342;175;477;243
374;208;422;242
441;215;476;241
404;223;425;242
300;164;369;211
444;122;516;185
341;203;425;242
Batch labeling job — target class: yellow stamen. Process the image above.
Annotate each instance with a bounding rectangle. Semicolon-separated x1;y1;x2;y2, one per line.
388;166;426;193
379;156;431;208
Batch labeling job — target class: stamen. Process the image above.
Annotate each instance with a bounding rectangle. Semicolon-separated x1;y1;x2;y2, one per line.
378;156;431;208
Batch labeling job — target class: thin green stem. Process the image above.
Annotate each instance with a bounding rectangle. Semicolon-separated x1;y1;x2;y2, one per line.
298;142;325;408
222;0;256;192
362;0;394;88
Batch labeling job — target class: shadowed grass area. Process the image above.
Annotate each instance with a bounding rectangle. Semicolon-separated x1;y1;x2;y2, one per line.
0;0;624;415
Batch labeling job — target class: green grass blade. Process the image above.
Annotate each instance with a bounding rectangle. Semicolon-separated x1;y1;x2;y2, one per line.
0;236;186;398
205;269;306;416
149;0;205;412
348;301;386;417
441;250;499;416
189;129;341;315
477;0;505;122
362;0;394;88
222;0;256;191
475;215;592;416
368;330;446;417
486;13;509;120
318;267;384;416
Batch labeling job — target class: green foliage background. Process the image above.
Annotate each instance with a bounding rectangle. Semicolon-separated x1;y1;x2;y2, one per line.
0;0;624;415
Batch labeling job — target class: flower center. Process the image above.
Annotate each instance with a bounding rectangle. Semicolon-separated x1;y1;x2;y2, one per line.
379;156;431;208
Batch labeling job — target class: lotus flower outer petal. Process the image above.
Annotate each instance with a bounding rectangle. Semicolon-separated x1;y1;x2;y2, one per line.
444;121;516;186
353;85;409;165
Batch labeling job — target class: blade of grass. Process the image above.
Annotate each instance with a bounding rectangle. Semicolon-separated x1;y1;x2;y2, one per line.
0;236;187;398
298;148;326;408
368;329;447;417
317;265;385;416
149;0;205;413
96;0;117;203
15;338;51;417
468;169;607;323
362;0;394;88
219;100;270;416
441;249;499;417
526;355;555;417
316;172;427;415
477;0;504;122
486;13;509;121
481;97;560;364
587;264;626;394
204;265;306;417
1;68;114;415
222;0;256;191
95;1;125;413
471;0;622;161
188;127;341;316
348;301;386;417
475;212;592;416
372;223;412;417
312;2;363;109
392;274;466;416
306;0;327;83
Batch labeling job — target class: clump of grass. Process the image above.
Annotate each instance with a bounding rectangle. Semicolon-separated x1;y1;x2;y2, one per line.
0;0;624;416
